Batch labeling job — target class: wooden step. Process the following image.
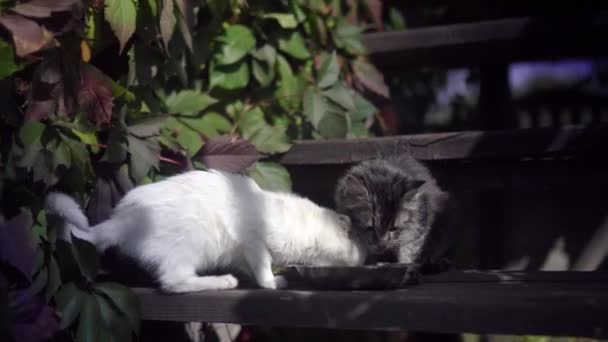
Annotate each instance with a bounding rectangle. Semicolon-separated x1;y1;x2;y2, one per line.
362;14;608;67
133;271;608;338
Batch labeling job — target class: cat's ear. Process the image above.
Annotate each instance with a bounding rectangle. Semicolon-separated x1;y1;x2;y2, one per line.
335;174;369;209
401;180;425;203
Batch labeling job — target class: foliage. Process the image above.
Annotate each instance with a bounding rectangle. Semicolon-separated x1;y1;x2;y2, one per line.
0;0;390;341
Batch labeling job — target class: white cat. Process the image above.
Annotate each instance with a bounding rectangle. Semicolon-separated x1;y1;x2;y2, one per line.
45;169;365;293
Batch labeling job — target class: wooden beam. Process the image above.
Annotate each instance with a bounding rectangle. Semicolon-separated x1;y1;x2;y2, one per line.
133;271;608;338
276;125;608;165
363;14;608;68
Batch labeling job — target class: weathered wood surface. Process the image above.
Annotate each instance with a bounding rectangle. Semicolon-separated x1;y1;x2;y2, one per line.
277;125;608;165
133;271;608;338
363;14;608;67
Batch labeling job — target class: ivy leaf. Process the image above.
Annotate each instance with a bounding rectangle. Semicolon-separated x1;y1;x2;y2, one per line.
323;83;355;110
79;66;114;124
55;282;84;329
45;256;62;301
159;0;176;49
209;61;250;90
194;135;261;173
70;129;99;153
277;31;310;59
0;15;57;57
0;38;23;79
388;7;407;30
71;234;99;281
0;213;34;286
17;121;45;169
95;282;141;335
303;88;326;128
239;107;291;154
275;55;305;112
104;0;137;54
174;0;193;52
76;294;102;342
53;140;72;169
317;51;340;89
318;110;348;138
216;24;256;65
332;20;365;55
252;59;275;87
352;58;389;98
362;0;383;31
101;128;127;163
128;116;168;138
351;93;377;121
261;13;298;28
180;112;232;138
165;90;217;116
247;162;292;192
95;293;132;341
127;136;160;182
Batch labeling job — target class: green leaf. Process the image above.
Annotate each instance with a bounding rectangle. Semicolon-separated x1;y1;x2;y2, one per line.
45;255;61;301
289;0;306;23
181;112;232;138
251;45;277;87
388;7;407;30
128;116;168;138
165;90;218;116
52;141;71;169
71;129;99;153
332;20;365;55
303;88;326;128
96;293;132;341
104;0;137;54
55;282;85;330
252;59;275;87
71;234;99;280
95;282;141;335
317;51;340;88
277;31;310;59
275;55;305;112
101;128;127;163
261;13;298;28
351;93;377;121
216;24;256;65
209;61;250;90
239;108;291;154
76;294;104;342
127;136;160;182
318;110;348;138
0;38;23;79
19;121;45;146
323;83;355;110
248;162;292;192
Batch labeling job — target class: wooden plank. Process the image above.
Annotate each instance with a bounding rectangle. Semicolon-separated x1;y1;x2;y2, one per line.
276;125;608;165
133;271;608;338
363;14;608;67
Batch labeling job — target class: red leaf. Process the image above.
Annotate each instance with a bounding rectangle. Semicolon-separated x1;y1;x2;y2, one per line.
12;0;81;18
194;135;261;173
78;66;113;124
352;58;390;98
0;213;34;287
365;0;383;31
0;14;57;57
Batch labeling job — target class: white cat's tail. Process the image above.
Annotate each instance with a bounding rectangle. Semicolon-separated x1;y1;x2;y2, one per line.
45;192;96;244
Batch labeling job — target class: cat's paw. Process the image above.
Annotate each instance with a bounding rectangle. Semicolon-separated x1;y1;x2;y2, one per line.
217;274;239;289
258;275;288;289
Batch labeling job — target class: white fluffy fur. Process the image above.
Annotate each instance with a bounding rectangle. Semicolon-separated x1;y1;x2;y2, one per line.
45;170;365;293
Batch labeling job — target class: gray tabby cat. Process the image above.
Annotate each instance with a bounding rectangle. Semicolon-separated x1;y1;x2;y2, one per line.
334;155;454;266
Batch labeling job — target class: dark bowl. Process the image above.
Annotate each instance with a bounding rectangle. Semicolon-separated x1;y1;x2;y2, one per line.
279;263;420;290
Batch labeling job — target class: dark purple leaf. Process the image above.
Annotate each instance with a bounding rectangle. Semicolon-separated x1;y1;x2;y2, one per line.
12;0;81;18
351;58;389;98
0;14;57;57
9;287;59;342
364;0;383;31
0;213;34;287
194;135;261;173
78;65;113;124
